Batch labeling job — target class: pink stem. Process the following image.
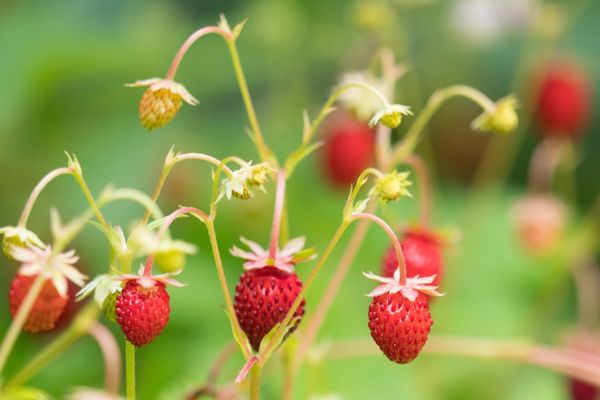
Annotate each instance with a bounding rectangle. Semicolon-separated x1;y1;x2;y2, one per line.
143;206;209;276
404;154;432;228
166;27;232;80
351;212;407;285
268;170;286;261
88;322;121;395
235;355;258;384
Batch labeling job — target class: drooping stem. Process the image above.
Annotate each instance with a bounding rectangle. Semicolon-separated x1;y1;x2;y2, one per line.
142;206;209;277
293;202;377;373
89;322;121;394
404;154;433;227
0;273;46;375
325;336;600;387
125;341;136;400
165;26;233;80
268;170;286;260
249;363;262;400
17;167;73;227
527;137;565;193
206;220;252;359
390;85;496;167
351;212;407;285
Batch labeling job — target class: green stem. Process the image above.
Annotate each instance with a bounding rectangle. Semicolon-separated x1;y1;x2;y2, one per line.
4;302;100;389
0;273;46;375
125;341;136;400
206;220;252;359
226;40;274;166
72;173;109;230
389;85;495;167
17;167;73;227
249;363;262;400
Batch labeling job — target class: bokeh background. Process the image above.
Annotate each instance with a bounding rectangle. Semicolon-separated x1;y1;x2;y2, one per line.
0;0;599;399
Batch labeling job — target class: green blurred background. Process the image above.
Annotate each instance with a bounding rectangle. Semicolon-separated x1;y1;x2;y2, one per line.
0;0;598;398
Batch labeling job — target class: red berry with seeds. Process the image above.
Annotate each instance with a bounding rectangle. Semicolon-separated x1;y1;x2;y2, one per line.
9;273;68;333
234;267;305;351
382;228;443;286
116;279;171;347
535;61;593;138
322;111;375;186
363;268;442;363
230;236;314;352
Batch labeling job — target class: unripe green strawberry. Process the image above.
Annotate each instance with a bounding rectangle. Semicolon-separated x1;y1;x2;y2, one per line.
102;291;119;322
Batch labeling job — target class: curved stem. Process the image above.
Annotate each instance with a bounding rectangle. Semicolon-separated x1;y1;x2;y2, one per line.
88;322;121;395
125;341;136;400
293;201;377;373
17;167;73;227
165;27;232;80
268;170;286;260
351;212;406;285
0;273;46;375
390;85;496;167
205;220;252;359
527;137;565;193
109;188;164;221
403;154;433;227
325;336;600;387
72;172;109;231
142;206;209;277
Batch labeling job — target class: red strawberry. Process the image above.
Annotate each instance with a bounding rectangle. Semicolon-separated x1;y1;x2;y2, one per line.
234;267;305;351
9;273;68;333
569;378;598;400
382;228;443;286
230;236;314;352
322;111;375;186
535;61;593;138
115;278;171;347
511;194;567;253
364;269;442;363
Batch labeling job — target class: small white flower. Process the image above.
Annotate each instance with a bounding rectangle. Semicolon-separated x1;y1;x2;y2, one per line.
0;226;45;259
363;267;443;301
12;244;86;298
126;78;199;106
369;104;412;128
76;274;122;306
338;72;391;122
219;162;272;201
230;236;316;273
369;170;412;203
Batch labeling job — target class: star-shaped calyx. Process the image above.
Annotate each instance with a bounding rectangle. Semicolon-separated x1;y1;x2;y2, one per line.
363;267;443;302
230;236;316;273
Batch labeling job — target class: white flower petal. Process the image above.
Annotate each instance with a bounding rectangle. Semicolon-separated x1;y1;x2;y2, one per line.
280;237;306;257
239;237;267;256
52;275;68;298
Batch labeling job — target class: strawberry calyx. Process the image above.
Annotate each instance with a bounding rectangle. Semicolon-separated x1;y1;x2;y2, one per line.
115;266;185;289
363;267;443;302
230;236;316;273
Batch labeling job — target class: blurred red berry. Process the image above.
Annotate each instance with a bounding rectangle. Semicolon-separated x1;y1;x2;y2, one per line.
569;378;598;400
382;228;444;287
9;273;68;333
322;111;375;186
535;61;593;138
234;267;305;351
511;194;567;253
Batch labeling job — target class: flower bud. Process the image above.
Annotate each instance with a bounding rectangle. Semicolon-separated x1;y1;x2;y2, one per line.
127;78;198;131
370;171;412;203
369;104;412;129
472;96;518;135
154;240;196;273
0;226;45;261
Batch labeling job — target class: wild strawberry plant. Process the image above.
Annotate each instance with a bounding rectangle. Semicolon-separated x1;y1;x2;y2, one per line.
0;15;598;400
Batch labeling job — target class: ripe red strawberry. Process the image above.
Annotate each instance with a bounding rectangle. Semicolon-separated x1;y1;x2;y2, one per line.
535;61;592;138
322;110;375;186
382;228;443;286
9;273;68;333
569;378;598;400
230;236;314;352
115;278;171;347
368;292;432;363
364;269;442;364
234;267;305;351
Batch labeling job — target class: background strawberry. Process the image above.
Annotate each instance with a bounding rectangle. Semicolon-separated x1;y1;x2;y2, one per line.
382;228;444;287
234;267;305;351
368;291;433;364
321;110;375;187
534;60;593;138
116;279;171;347
569;378;598;400
9;273;69;333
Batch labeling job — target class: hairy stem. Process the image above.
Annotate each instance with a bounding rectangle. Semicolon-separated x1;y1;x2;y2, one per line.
17;167;73;227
